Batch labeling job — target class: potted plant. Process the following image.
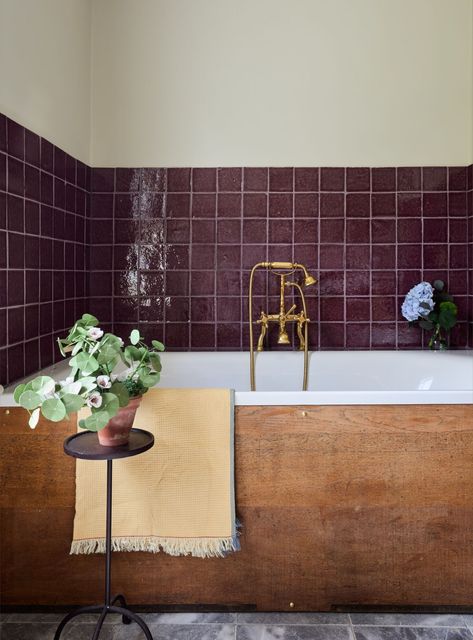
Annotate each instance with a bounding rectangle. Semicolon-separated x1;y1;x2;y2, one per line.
14;314;164;446
401;280;458;350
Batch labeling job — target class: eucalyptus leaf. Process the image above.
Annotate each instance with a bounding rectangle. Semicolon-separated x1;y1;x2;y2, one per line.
101;392;119;419
13;383;26;404
152;340;165;352
57;339;67;358
70;353;99;376
130;329;141;345
137;366;151;379
97;344;119;365
109;356;120;370
41;398;67;422
103;334;123;347
71;341;83;356
81;411;109;432
141;371;160;387
89;340;101;356
61;381;82;396
31;376;55;395
61;393;85;414
110;381;130;407
76;376;97;392
149;353;162;372
124;346;141;362
19;390;42;411
81;313;98;327
29;408;40;429
433;280;445;291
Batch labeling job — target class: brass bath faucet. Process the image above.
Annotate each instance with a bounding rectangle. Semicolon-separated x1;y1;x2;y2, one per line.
248;262;317;391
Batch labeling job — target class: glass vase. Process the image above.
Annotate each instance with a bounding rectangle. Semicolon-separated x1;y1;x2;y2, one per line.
428;325;448;351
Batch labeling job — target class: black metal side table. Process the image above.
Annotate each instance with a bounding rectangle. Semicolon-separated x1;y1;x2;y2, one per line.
54;428;155;640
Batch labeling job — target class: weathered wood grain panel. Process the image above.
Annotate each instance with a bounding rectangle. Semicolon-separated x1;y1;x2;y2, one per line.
1;404;473;609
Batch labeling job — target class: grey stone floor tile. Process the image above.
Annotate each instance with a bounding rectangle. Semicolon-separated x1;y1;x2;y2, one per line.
350;616;467;628
352;626;458;640
63;623;115;639
445;631;473;640
238;614;349;625
139;623;236;640
0;618;125;639
237;624;352;640
67;612;122;625
462;618;473;630
0;622;60;639
143;612;237;624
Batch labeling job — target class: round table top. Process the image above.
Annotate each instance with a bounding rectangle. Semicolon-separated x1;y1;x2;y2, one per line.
64;428;154;461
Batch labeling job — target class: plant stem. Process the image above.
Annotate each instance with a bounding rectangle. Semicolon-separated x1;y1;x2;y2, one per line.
131;343;148;378
428;323;443;349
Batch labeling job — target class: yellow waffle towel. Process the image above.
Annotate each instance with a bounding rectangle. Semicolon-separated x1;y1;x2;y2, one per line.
71;388;237;558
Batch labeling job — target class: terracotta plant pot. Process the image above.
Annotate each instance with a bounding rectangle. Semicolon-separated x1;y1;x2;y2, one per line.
97;396;142;447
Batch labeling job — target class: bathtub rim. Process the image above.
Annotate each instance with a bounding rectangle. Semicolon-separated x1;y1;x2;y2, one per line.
233;389;473;405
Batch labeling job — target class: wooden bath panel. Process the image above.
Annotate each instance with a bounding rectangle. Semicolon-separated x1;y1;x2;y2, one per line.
1;404;473;610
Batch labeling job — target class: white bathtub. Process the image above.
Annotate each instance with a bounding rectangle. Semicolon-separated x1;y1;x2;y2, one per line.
1;350;472;406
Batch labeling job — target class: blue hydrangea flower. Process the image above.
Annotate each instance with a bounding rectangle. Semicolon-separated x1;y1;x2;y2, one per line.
401;281;434;322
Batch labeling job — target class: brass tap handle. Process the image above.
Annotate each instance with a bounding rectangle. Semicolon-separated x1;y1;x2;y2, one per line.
257;315;268;351
296;318;306;351
283;304;297;319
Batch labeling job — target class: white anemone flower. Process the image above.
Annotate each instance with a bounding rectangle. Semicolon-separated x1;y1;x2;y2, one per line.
88;327;104;341
87;392;103;409
97;375;112;389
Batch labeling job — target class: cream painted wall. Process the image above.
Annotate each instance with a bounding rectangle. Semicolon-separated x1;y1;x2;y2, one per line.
91;0;473;167
0;0;471;167
0;0;91;164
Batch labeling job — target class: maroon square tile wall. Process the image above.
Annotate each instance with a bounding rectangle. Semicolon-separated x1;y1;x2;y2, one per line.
90;164;472;352
1;112;472;386
468;166;473;347
0;114;88;385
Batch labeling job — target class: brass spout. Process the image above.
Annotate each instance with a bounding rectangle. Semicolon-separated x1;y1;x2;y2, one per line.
278;329;290;345
248;261;318;392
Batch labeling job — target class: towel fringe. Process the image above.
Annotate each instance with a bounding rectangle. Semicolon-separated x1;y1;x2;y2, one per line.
70;535;238;559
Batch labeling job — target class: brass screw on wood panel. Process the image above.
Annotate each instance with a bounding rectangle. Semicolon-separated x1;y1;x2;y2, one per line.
5;409;9;415
289;602;295;608
301;411;307;417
